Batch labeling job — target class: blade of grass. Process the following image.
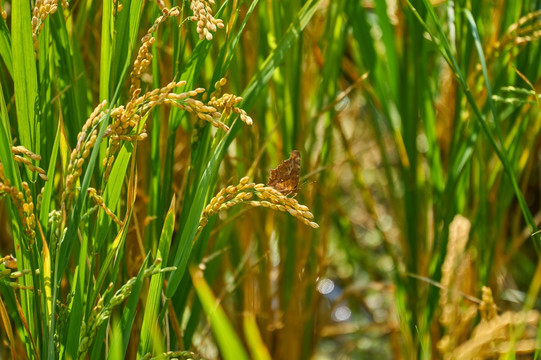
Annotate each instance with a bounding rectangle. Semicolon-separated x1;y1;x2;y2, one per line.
50;10;88;145
165;135;228;297
138;196;176;357
96;142;134;249
100;0;114;101
243;313;271;360
0;16;12;77
108;255;151;360
64;265;84;359
12;0;38;154
111;0;144;90
190;266;250;360
239;0;323;111
0;87;21;188
0;296;16;360
181;216;217;347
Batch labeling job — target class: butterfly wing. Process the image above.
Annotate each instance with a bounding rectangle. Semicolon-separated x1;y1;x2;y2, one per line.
267;150;301;195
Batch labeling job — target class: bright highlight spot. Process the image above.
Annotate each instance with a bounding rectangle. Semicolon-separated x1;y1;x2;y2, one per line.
317;278;335;295
332;305;352;322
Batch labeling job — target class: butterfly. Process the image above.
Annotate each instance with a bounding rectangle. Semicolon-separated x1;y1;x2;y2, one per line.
267;150;301;195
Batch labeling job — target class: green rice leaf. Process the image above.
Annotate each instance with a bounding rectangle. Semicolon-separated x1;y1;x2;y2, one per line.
11;0;38;153
108;255;151;360
0;17;12;77
138;197;176;357
191;266;250;360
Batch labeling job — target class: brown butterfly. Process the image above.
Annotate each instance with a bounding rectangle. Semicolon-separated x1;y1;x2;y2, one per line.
267;150;301;195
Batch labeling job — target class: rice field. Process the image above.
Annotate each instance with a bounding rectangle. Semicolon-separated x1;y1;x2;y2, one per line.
1;1;541;359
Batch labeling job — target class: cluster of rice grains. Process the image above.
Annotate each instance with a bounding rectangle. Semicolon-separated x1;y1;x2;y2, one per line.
494;10;541;54
61;100;107;210
0;146;47;242
207;78;253;128
31;0;69;53
197;176;319;238
189;0;224;40
0;254;34;291
437;215;540;359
